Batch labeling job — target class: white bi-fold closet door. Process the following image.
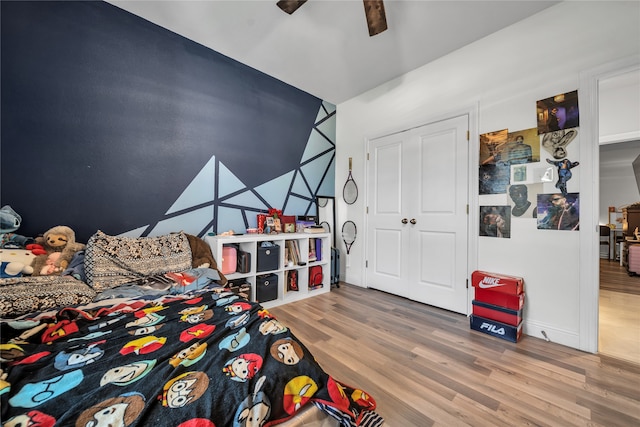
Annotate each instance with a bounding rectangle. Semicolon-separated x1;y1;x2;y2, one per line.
366;115;470;314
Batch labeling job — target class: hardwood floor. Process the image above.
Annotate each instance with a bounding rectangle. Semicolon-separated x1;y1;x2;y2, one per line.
270;283;640;427
599;259;640;364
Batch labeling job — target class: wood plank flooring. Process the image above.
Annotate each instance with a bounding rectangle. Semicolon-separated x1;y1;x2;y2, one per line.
270;284;640;427
600;258;640;295
599;258;640;364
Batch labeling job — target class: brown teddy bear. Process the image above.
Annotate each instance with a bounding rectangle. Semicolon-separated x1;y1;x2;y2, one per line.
31;226;85;276
185;234;227;285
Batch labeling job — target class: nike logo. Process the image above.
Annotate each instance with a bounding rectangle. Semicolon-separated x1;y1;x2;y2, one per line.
478;282;505;289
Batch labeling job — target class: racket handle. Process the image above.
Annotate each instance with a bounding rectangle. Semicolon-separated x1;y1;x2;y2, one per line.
349;157;352;171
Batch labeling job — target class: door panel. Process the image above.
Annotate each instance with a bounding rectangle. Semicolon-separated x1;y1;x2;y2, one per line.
373;229;402;278
367;135;410;297
374;142;402;214
420;130;458;214
418;230;455;288
367;115;469;313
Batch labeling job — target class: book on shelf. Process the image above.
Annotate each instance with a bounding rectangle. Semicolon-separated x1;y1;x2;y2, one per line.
315;238;322;262
296;220;316;232
285;240;301;265
308;238;317;262
303;226;325;234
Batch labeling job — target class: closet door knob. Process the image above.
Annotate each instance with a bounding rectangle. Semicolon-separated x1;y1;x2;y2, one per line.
410;218;417;225
401;218;408;224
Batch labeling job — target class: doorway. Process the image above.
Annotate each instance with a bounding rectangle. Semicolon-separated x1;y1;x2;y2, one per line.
597;69;640;364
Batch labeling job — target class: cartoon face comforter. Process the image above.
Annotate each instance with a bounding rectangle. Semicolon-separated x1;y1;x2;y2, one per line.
0;286;382;426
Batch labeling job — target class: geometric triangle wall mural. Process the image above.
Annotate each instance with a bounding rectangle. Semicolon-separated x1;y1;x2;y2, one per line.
124;101;336;238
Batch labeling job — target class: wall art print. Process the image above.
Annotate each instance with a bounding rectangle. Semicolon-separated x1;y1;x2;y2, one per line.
479;129;508;166
536;90;580;135
479;163;510;195
479;205;511;238
505;128;540;164
537;192;580;231
508;183;542;219
541;127;578;160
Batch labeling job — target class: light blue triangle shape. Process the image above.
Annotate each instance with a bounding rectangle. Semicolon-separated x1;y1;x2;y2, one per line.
301;129;334;163
291;171;311;198
301;151;334;195
254;171;294;209
147;206;213;237
217;206;248;234
315;106;326;123
316;156;336;196
315;101;336;123
167;155;216;214
118;225;149;238
225;190;269;210
286;195;314;216
219;162;246;197
323;101;336;115
317;113;336;145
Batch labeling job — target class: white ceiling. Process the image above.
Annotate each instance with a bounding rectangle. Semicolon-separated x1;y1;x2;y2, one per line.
107;0;558;104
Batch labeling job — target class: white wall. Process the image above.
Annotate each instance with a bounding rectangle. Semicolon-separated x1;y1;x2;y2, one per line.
336;1;640;350
599;141;640;226
599;69;640;144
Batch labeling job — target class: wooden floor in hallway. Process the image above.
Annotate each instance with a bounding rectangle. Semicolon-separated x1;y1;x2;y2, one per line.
599;258;640;365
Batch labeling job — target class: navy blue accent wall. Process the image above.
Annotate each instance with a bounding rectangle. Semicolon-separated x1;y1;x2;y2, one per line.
1;1;326;243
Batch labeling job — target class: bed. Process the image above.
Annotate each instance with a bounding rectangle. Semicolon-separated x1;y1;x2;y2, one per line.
0;231;383;427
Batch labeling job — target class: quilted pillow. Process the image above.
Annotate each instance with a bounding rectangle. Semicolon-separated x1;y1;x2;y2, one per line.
84;231;192;292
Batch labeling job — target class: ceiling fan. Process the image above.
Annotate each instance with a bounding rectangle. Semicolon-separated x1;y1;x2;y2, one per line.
276;0;388;37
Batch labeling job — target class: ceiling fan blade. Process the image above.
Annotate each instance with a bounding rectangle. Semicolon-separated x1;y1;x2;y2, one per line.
363;0;387;36
277;0;308;15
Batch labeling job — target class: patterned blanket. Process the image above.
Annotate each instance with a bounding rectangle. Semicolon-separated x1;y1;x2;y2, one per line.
0;285;382;426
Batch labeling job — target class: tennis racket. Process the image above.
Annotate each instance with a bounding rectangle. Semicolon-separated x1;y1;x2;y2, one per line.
342;220;357;267
343;157;358;204
320;221;331;234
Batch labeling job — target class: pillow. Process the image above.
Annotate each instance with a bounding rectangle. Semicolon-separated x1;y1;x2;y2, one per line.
84;231;192;292
0;276;96;319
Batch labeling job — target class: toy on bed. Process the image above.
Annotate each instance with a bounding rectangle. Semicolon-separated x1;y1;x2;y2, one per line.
0;248;36;278
31;226;85;276
186;233;227;285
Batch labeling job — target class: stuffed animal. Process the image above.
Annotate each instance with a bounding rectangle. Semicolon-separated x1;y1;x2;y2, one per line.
0;248;36;278
40;252;63;275
185;234;227;285
31;226;85;276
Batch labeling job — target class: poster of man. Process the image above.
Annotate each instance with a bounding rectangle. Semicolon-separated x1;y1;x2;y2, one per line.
504;128;540;164
536;90;580;134
537;192;580;231
479;205;511;238
508;183;542;218
479;129;508;165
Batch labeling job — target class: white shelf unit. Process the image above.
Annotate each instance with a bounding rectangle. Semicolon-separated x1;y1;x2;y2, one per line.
205;232;331;308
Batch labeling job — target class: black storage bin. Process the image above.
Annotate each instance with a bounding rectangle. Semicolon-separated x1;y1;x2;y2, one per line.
256;274;278;303
257;243;280;272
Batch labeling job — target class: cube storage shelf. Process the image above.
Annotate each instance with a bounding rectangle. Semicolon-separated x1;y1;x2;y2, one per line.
205;232;331;308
